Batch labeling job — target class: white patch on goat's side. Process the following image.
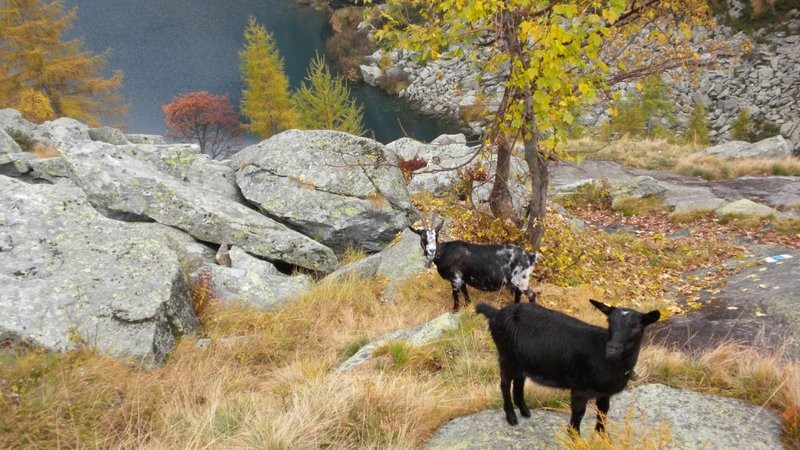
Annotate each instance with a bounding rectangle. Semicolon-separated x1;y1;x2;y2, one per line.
496;249;513;259
511;265;534;290
621;311;630;316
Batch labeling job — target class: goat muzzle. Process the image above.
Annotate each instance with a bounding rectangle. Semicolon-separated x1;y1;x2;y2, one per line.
605;344;622;358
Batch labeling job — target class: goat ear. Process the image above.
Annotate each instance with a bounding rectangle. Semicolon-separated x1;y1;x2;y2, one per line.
642;310;661;326
408;226;424;236
589;299;614;316
435;220;444;233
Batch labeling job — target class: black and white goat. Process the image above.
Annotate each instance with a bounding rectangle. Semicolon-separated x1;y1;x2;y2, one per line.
475;300;660;435
409;220;542;311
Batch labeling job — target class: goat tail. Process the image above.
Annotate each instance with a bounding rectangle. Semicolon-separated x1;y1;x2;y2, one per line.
475;302;499;320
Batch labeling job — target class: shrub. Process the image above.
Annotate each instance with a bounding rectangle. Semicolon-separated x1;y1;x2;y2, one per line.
396;155;428;181
731;109;752;141
7;129;35;152
682;101;711;145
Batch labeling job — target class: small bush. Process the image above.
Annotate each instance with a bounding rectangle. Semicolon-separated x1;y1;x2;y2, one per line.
7;129;36;152
682;101;711;145
397;155;428;181
731;109;752;141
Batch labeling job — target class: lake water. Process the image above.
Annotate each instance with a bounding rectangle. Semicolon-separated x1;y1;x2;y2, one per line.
62;0;462;143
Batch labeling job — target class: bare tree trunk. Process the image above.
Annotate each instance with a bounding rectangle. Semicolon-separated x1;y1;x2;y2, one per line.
489;134;521;225
522;90;548;251
523;136;548;251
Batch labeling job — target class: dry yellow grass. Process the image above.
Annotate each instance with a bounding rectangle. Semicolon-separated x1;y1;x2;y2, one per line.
565;136;701;170
2;266;800;448
675;155;800;179
566;137;800;180
29;142;60;158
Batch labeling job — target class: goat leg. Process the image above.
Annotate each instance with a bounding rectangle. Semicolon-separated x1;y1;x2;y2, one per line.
525;288;537;304
500;375;518;426
512;376;530;418
460;285;471;305
568;390;590;436
595;395;610;434
450;284;461;312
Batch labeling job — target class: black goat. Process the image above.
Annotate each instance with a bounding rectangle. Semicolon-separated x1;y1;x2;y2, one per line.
409;221;541;311
475;300;660;435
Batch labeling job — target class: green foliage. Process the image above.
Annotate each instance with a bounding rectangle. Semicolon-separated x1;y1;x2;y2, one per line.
7;129;35;152
682;101;711;145
291;54;366;136
730;108;781;142
604;76;676;141
342;335;370;360
731;109;752;141
239;16;297;139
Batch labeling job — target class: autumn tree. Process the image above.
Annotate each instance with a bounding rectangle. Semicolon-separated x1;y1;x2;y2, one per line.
374;0;716;249
0;0;126;125
292;54;366;136
239;16;297;139
162;91;243;159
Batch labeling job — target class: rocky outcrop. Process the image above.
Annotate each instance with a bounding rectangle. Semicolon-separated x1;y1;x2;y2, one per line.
60;142;336;272
1;111;440;362
234;129;415;254
0;176;200;365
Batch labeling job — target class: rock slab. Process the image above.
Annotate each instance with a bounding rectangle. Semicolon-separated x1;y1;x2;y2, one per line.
424;383;783;449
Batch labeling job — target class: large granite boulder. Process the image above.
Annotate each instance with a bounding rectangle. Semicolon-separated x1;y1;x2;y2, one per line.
0;176;200;365
61;141;337;272
234;130;414;254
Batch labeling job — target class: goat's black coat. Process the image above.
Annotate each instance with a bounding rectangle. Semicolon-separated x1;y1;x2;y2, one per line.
410;224;539;311
476;300;660;435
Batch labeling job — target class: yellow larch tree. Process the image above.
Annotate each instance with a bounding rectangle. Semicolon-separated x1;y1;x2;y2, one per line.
0;0;127;126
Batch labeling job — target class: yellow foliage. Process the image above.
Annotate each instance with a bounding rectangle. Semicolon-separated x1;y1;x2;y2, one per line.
16;89;55;123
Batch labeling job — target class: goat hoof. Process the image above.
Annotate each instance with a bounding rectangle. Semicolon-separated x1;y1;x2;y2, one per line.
505;412;519;426
520;407;531;418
